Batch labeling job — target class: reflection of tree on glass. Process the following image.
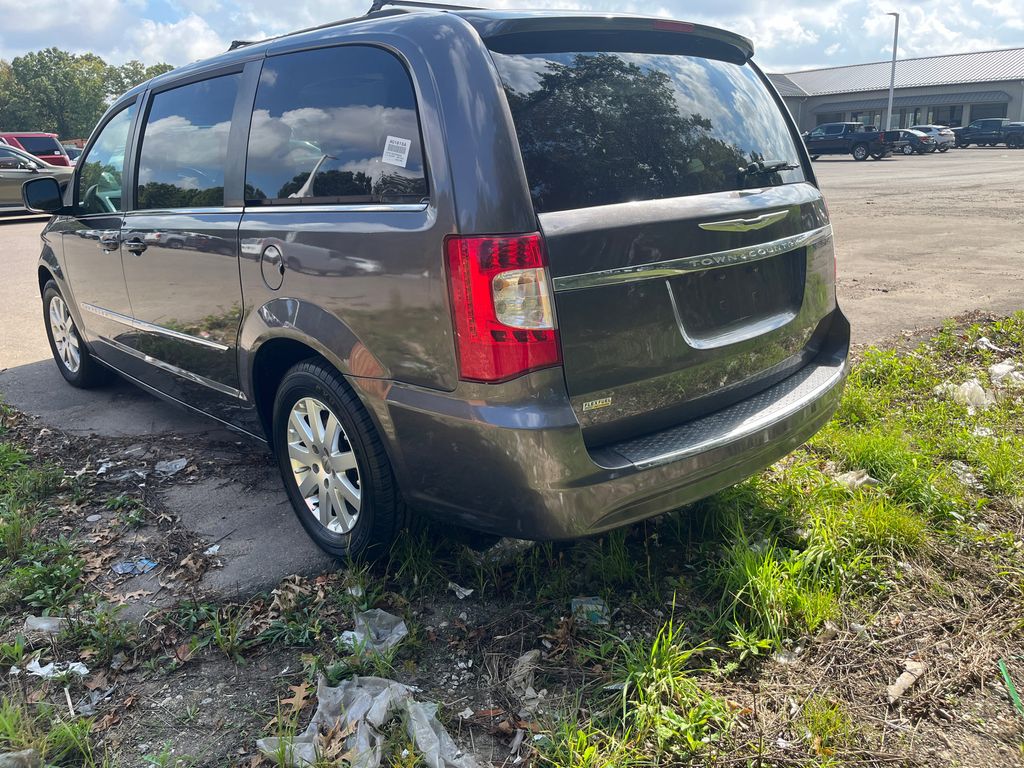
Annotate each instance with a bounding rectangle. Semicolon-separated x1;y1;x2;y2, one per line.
492;51;804;213
505;54;748;210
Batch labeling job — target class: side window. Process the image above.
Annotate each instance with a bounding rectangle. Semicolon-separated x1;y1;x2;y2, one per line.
0;148;27;169
968;121;982;129
245;46;428;206
76;103;137;215
825;125;844;136
136;74;240;210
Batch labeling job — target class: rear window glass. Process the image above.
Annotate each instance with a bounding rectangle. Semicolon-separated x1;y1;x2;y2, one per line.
489;50;805;214
245;45;428;206
15;136;63;155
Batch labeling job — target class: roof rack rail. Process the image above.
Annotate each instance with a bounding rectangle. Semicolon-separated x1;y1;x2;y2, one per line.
366;0;482;13
225;1;478;53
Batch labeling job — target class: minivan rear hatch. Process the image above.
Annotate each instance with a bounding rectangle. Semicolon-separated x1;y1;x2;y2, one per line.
477;16;838;447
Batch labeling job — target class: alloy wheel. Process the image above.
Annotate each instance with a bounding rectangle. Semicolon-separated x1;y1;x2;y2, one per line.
286;396;362;534
49;295;81;373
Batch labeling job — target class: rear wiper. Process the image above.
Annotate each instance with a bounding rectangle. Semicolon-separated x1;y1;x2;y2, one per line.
738;159;799;177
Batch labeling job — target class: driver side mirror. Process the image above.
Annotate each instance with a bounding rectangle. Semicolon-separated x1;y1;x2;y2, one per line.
22;176;65;214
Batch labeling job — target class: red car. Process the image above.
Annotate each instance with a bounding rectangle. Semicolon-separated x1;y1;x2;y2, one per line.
0;132;71;166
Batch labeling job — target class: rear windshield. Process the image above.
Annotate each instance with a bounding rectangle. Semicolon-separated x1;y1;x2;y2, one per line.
489;50;805;214
15;136;63;155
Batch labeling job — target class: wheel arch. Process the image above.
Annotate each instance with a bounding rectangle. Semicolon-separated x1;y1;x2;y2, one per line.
240;299;394;450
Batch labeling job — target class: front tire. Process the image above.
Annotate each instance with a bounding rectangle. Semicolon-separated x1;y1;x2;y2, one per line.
902;144;914;155
272;360;404;560
852;144;869;161
938;145;949;152
42;281;110;388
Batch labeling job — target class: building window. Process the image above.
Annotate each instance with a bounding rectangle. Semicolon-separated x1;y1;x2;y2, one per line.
969;103;1008;121
851;111;882;129
928;105;963;127
816;112;844;125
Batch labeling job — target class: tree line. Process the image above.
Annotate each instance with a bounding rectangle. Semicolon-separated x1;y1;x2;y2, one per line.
0;48;173;139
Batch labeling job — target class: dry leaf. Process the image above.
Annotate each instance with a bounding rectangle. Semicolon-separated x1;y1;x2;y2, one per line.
84;672;109;691
280;682;312;716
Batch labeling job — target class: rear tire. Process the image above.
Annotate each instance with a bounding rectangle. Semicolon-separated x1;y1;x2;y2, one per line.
272;359;405;560
938;145;949;152
42;280;111;389
852;144;869;161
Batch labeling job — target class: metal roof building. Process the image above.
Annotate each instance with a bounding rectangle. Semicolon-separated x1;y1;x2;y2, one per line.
769;47;1024;131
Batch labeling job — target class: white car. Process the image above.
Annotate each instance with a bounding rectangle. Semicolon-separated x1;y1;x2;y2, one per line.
910;125;956;152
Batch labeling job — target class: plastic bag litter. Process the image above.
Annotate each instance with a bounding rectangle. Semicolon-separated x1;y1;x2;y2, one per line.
506;650;546;713
934;378;994;411
22;659;88;679
23;616;66;636
447;582;474;600
975;336;1008;353
338;609;408;655
834;469;880;491
989;360;1024;390
465;537;534;566
256;675;481;768
112;558;157;576
571;596;610;625
155;458;188;476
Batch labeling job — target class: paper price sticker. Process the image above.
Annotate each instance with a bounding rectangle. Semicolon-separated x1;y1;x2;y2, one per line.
382;135;412;168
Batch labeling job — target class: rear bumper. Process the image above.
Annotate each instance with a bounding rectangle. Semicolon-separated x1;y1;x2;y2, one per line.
372;309;849;540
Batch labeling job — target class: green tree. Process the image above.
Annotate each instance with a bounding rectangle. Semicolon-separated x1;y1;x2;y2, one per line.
105;60;174;101
0;48;172;139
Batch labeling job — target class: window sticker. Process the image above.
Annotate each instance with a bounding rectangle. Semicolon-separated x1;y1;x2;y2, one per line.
382;135;412;168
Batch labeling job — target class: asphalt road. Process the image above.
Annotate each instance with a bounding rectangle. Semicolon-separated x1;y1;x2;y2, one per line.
0;148;1021;594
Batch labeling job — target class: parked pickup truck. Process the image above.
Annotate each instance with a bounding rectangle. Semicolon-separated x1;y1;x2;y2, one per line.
954;118;1024;148
803;122;905;161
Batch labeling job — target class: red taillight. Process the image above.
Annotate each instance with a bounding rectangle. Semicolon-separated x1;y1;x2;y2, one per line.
445;233;561;383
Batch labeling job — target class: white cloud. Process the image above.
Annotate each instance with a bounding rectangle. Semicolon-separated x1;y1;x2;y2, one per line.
0;0;1020;70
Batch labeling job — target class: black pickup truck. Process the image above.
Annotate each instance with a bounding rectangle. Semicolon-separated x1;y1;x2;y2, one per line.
803;122;905;161
954;118;1024;148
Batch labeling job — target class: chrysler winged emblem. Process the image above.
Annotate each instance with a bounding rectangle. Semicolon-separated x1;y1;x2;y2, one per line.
698;210;790;232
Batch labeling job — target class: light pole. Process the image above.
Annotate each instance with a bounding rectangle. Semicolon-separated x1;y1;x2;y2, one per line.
885;12;900;130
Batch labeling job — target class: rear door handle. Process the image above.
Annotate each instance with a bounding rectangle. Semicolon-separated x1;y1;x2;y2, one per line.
98;232;120;252
124;238;148;254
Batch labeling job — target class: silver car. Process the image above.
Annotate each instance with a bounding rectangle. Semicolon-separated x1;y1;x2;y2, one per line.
0;144;73;212
910;125;955;152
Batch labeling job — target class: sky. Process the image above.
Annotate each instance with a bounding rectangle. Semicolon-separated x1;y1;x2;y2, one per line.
0;0;1021;73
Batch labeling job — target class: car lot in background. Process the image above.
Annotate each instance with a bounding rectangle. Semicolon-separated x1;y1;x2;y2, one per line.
803;121;904;160
910;124;955;151
62;145;83;163
955;118;1024;148
0;144;73;212
0;132;71;166
897;128;937;154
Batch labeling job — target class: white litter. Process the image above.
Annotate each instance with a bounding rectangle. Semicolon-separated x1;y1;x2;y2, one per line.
256;676;481;768
155;458;188;476
834;469;880;491
203;544;221;556
338;609;408;655
24;659;89;679
23;616;67;636
973;426;994;438
86;514;102;523
989;360;1024;390
935;378;995;412
506;650;546;713
447;582;474;600
975;337;1008;353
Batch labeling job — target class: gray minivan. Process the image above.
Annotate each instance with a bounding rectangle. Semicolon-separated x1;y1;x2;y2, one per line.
23;4;849;559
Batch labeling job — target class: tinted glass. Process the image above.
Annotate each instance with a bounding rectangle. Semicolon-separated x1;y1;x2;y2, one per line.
245;46;427;205
136;74;240;210
77;103;137;215
0;148;26;169
16;136;63;155
489;50;804;214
